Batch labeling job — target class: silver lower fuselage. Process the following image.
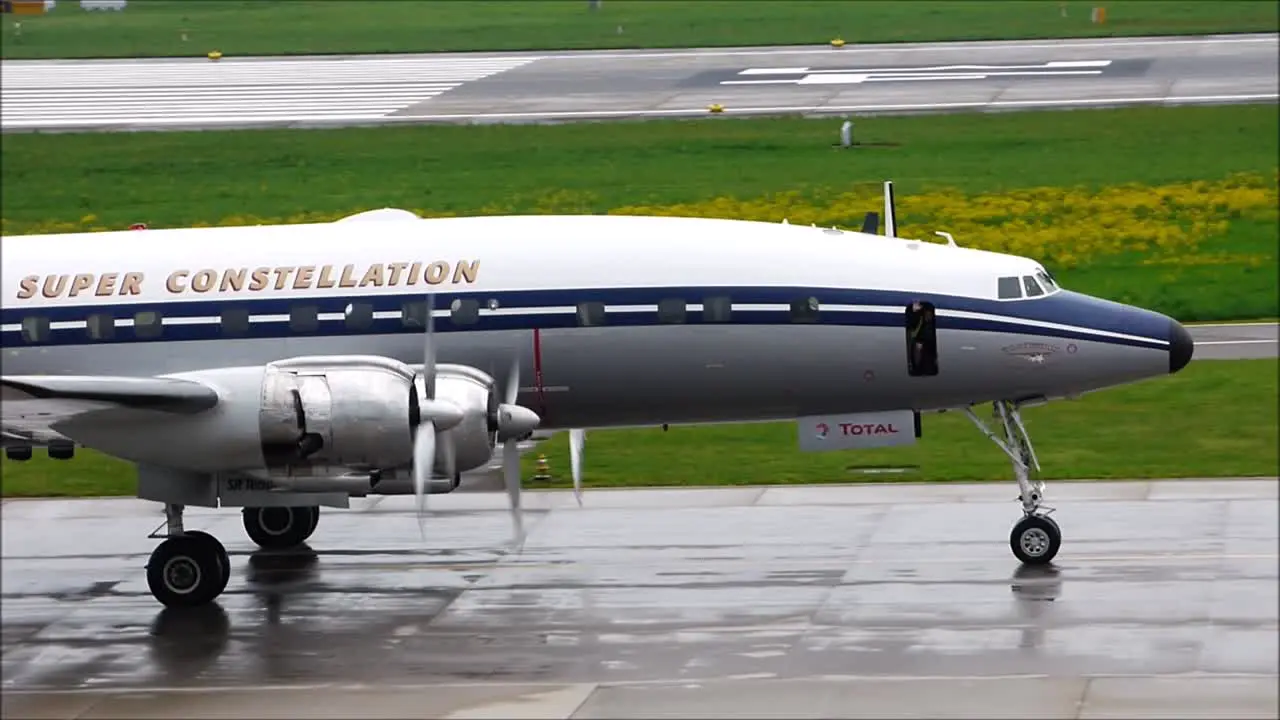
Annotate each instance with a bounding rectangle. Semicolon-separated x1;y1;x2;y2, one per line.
2;322;1171;430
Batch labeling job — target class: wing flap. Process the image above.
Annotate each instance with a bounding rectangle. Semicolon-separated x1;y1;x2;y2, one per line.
2;375;220;447
2;375;219;413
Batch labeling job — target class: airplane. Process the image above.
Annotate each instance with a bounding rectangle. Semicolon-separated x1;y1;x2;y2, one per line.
0;181;1194;609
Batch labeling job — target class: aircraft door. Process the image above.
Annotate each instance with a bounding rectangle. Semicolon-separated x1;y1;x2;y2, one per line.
905;301;938;376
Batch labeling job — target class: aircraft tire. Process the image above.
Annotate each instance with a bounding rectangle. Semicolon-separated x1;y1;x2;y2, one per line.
1010;514;1061;565
184;530;231;597
243;506;317;549
304;505;319;536
146;535;226;608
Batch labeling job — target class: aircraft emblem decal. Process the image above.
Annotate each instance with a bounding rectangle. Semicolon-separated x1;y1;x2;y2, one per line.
1002;342;1062;364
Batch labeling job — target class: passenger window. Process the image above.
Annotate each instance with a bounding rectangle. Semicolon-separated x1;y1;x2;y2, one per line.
658;298;686;324
703;295;732;323
790;296;820;323
21;316;49;344
290;304;319;332
401;301;427;328
134;310;163;339
87;313;115;341
905;301;939;377
221;307;250;336
1023;275;1044;297
997;276;1023;300
344;302;373;330
576;301;606;327
451;298;480;325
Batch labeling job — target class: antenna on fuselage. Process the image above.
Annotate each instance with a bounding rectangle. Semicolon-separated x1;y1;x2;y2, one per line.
860;212;879;234
883;180;897;238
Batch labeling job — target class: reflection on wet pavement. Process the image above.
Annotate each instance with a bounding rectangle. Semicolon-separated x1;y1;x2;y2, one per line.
2;479;1277;718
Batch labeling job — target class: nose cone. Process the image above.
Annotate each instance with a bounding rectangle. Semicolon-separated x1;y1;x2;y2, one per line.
1169;320;1194;374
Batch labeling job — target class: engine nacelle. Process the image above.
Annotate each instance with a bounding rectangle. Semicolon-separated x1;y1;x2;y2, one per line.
418;364;500;476
259;355;419;473
55;355;500;477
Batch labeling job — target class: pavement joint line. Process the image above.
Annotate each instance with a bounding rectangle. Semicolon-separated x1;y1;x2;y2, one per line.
7;671;1278;697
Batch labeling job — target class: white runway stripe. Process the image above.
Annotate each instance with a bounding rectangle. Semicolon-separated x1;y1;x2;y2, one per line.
0;55;541;129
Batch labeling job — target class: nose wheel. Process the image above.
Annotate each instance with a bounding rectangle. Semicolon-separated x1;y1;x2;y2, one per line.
1010;514;1060;565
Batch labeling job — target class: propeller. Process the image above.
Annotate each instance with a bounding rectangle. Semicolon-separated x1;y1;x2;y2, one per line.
568;428;585;506
410;294;541;547
411;296;463;537
492;355;540;547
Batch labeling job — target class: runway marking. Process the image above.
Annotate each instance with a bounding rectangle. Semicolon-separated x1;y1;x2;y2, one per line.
1189;322;1280;328
724;60;1113;86
0;56;541;129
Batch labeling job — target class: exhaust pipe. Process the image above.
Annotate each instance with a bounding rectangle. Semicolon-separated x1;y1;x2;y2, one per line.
265;474;459;495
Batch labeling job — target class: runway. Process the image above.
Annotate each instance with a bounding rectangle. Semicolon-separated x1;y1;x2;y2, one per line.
3;478;1277;718
1187;322;1278;360
1;33;1276;132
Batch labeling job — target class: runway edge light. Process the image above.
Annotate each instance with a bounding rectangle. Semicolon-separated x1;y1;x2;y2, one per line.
831;37;846;48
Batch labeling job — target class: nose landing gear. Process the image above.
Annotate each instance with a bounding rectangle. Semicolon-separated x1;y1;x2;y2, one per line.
964;399;1061;566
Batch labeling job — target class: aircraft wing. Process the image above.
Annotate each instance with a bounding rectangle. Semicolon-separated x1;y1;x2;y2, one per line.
1;375;219;447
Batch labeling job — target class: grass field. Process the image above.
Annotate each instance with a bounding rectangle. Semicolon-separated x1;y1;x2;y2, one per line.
2;358;1275;498
1;1;1275;60
3;104;1277;321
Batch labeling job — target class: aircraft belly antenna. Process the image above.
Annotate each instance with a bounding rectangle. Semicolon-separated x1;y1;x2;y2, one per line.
883;180;897;238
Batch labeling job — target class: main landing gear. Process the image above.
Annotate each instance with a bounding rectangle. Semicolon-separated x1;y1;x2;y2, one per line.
145;503;323;608
146;503;231;608
964;399;1062;566
242;505;319;549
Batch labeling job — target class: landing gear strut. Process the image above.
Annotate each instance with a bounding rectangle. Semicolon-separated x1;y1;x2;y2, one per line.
146;503;231;608
965;399;1061;565
242;505;319;549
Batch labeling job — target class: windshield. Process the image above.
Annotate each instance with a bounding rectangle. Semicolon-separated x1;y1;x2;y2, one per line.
997;271;1060;300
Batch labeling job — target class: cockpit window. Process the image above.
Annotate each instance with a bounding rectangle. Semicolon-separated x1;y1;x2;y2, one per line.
997;276;1023;299
1036;270;1058;291
1023;275;1045;297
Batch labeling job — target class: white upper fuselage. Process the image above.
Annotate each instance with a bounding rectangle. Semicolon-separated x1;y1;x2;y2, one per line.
2;214;1035;311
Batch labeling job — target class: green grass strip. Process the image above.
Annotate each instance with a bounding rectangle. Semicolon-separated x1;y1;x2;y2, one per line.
3;1;1276;60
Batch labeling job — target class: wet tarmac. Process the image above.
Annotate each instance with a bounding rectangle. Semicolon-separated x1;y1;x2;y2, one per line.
3;478;1277;719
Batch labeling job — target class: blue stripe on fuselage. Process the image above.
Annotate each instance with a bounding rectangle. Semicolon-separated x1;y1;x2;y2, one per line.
0;285;1171;350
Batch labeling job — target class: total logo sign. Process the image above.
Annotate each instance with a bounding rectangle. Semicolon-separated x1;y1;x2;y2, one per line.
799;410;919;452
815;421;902;438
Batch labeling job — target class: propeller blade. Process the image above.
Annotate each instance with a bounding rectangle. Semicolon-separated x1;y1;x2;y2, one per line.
504;352;520;406
422;296;436;394
569;428;585;506
413;419;435;539
501;437;525;548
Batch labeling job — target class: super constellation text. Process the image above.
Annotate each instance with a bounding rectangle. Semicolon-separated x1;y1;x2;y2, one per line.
14;260;482;300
